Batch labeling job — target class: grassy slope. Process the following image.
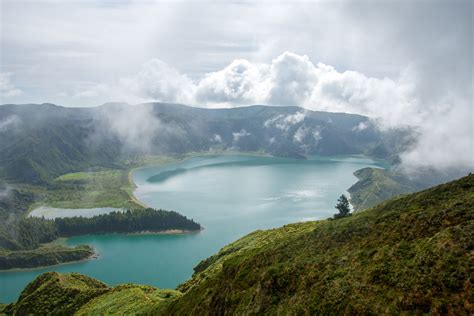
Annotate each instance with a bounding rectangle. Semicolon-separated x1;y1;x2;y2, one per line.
24;154;188;212
3;272;109;315
167;174;474;315
348;167;417;211
76;285;181;315
32;169;141;210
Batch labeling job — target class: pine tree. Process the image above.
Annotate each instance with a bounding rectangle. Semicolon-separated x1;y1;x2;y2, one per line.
334;194;351;219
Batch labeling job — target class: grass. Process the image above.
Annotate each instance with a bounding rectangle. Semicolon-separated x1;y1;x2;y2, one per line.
44;169;140;209
76;285;182;315
348;167;417;211
25;154;186;211
3;272;109;315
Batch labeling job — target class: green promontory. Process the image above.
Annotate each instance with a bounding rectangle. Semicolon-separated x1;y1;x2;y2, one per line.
5;174;474;315
3;272;181;315
0;245;93;270
3;272;109;315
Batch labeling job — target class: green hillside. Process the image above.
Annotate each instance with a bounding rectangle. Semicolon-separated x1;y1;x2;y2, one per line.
1;272;180;315
3;174;473;314
348;167;468;211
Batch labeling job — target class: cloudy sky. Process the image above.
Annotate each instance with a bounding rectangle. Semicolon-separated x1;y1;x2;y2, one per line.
0;0;472;170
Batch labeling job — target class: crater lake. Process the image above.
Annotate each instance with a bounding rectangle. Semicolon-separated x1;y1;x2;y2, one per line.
0;154;384;302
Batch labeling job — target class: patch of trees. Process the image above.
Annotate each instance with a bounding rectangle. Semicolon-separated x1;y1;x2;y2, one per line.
55;208;201;236
17;217;58;249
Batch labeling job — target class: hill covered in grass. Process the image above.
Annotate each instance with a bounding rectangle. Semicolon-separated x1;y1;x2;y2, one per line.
348;167;469;211
1;272;181;315
3;174;473;314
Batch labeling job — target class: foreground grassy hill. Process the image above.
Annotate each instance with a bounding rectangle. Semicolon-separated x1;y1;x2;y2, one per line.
3;174;473;314
1;272;181;315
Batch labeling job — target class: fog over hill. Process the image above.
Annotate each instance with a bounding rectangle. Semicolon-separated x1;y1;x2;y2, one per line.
0;102;413;184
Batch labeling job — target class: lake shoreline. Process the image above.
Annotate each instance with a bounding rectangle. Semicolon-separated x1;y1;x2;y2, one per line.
0;252;99;273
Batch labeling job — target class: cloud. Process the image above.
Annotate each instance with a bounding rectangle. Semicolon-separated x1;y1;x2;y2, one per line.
266;52;318;106
0;73;22;99
0;115;21;132
264;111;306;132
97;104;162;152
119;59;195;104
211;134;222;143
232;129;251;142
72;59;195;105
352;122;368;132
195;59;264;106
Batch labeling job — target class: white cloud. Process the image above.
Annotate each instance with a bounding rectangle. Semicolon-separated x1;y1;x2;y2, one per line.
232;129;251;142
266;52;318;106
293;126;307;143
0;115;21;132
195;59;264;106
264;111;306;131
119;59;195;104
352;122;368;132
98;104;162;152
0;73;22;99
211;134;222;143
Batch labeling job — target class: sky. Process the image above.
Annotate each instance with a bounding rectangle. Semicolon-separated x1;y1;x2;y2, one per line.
0;0;473;171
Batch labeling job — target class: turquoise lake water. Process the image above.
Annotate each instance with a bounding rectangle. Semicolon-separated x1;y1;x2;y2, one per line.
0;154;383;302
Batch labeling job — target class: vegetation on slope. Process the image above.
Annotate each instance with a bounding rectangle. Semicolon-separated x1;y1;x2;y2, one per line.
46;169;142;209
167;174;474;315
348;167;417;211
6;175;473;314
76;285;181;315
3;272;109;315
0;245;93;270
2;272;180;315
348;167;468;211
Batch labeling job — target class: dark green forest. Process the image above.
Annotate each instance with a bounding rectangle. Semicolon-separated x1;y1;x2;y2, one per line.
55;208;201;236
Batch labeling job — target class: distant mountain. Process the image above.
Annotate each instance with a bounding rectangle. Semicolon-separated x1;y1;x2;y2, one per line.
5;174;473;314
0;102;413;184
